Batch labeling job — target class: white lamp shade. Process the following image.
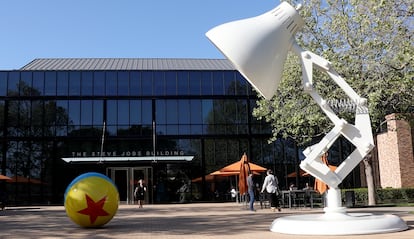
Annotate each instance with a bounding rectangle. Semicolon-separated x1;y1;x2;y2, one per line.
206;2;304;99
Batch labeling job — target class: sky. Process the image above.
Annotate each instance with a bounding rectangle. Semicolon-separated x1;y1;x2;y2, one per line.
0;0;282;70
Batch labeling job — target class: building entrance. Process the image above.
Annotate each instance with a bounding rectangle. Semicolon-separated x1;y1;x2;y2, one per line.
106;167;153;204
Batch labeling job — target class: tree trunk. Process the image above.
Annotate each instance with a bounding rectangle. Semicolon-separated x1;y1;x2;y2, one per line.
363;154;376;206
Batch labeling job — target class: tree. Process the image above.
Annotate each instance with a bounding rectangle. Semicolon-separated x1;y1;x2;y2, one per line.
253;0;413;205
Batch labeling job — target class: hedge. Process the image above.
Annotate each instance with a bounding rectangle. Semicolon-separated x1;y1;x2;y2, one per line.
341;188;414;206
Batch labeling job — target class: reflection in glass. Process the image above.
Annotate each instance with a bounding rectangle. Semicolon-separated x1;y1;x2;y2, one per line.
81;72;93;96
118;100;129;125
94;72;105;96
45;72;57;96
201;72;212;95
118;71;129;95
7;72;20;94
166;100;178;124
107;100;117;125
178;100;190;124
141;100;152;124
21;72;32;93
154;71;164;95
212;72;224;95
142;71;153;96
0;72;7;96
177;72;188;95
189;71;201;95
130;100;141;125
69;100;81;126
165;71;177;95
57;72;69;96
69;72;81;95
33;72;44;95
106;71;117;96
81;100;93;125
93;100;103;126
130;71;141;96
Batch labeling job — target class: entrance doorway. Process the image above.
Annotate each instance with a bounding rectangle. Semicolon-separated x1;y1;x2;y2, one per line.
106;167;153;204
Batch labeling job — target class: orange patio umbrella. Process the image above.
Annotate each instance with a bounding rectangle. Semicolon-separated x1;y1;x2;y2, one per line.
238;153;251;196
0;174;12;181
8;175;43;184
314;153;337;194
286;169;310;178
216;157;267;174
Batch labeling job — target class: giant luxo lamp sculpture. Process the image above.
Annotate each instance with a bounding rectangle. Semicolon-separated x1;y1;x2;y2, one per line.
206;1;408;235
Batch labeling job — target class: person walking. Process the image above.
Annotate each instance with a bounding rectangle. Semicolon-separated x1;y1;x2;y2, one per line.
261;169;281;212
134;179;147;208
247;172;255;211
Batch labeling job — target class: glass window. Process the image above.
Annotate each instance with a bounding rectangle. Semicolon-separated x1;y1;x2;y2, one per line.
118;71;129;95
56;100;68;136
21;72;32;93
33;72;45;95
190;100;202;124
141;71;153;96
105;72;117;96
224;71;235;95
93;100;103;125
7;72;20;95
212;72;224;95
201;71;212;95
45;72;57;96
57;72;69;96
167;124;178;135
130;100;141;125
189;71;201;95
68;100;81;126
141;100;152;124
156;100;166;124
202;100;213;124
179;125;190;135
166;100;178;124
81;100;93;125
236;73;248;95
107;100;117;125
0;72;7;96
118;100;129;125
191;125;202;135
178;100;190;124
69;72;81;95
81;72;93;96
165;71;177;95
154;71;164;95
31;100;44;127
177;71;188;95
130;72;141;96
93;72;105;96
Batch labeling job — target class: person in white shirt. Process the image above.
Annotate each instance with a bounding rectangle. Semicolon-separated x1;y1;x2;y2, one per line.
261;169;281;212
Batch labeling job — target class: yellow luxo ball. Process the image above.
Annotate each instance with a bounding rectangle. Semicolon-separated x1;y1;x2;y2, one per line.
64;172;119;227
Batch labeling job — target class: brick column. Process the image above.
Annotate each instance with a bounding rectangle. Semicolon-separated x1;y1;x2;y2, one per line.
377;113;414;188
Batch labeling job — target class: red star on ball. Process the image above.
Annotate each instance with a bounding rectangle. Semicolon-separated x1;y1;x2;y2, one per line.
77;194;110;224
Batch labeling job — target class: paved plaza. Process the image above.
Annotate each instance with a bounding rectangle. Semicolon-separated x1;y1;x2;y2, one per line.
0;203;413;239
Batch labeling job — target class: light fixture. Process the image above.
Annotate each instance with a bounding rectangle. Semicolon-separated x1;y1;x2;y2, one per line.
206;1;407;235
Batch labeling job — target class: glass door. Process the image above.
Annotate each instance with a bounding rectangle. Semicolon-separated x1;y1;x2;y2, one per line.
107;167;152;204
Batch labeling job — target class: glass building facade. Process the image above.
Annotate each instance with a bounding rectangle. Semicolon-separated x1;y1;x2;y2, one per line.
0;58;360;205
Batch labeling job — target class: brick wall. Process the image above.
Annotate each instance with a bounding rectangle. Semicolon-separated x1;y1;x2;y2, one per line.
377;113;414;188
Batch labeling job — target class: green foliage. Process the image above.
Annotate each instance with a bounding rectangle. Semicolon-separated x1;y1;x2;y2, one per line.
343;188;414;206
253;0;413;145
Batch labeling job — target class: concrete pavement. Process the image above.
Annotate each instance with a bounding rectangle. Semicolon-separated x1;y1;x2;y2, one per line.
0;203;413;239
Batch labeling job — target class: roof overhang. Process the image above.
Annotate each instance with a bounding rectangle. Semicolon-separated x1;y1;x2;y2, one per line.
62;156;194;163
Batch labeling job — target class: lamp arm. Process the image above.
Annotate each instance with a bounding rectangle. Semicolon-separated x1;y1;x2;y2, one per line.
290;41;374;189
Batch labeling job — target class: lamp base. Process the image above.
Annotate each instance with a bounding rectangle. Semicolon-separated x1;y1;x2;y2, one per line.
270;208;408;235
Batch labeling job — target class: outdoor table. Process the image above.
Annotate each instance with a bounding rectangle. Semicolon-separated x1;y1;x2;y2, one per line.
282;189;316;208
